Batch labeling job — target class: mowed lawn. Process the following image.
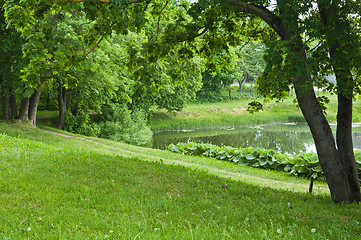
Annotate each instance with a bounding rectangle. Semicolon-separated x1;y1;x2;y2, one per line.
0;122;361;239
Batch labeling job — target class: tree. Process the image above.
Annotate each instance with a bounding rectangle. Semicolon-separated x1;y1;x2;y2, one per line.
200;68;234;100
234;41;266;92
218;0;361;202
0;1;24;120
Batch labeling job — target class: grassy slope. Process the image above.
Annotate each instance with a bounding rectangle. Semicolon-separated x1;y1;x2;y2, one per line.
1;122;361;239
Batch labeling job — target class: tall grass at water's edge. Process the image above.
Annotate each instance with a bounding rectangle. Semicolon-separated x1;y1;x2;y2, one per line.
0;122;361;239
150;96;346;131
151;108;306;131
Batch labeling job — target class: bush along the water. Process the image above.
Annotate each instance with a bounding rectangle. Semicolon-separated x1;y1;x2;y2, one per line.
97;107;153;147
166;142;346;179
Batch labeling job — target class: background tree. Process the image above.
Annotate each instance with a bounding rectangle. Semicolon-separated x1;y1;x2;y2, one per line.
0;1;24;120
234;41;266;92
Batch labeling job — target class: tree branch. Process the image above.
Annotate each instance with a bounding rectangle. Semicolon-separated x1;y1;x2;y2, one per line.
237;20;262;52
152;0;169;43
83;36;104;57
226;0;286;38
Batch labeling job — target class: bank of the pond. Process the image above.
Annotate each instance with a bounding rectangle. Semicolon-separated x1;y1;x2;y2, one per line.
151;94;361;131
150;97;335;131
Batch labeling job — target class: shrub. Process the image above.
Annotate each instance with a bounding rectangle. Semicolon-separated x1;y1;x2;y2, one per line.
64;112;100;137
97;106;153;146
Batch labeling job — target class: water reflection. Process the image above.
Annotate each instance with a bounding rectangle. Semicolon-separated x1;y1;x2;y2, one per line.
153;123;361;154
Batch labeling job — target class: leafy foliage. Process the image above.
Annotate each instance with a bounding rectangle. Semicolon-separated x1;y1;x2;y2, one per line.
64;112;100;137
247;100;264;113
97;105;153;146
2;0;204;126
167;142;341;179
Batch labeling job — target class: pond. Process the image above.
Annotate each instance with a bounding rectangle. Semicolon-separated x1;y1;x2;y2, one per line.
153;122;361;154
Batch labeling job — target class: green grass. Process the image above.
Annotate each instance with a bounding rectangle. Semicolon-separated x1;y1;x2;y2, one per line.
1;122;361;239
151;93;361;131
151;98;300;131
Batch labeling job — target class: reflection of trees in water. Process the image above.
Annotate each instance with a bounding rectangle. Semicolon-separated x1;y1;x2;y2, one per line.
153;125;361;153
197;131;314;154
153;130;315;154
354;133;361;149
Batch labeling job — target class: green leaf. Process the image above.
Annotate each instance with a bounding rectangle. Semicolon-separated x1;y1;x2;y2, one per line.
246;152;257;160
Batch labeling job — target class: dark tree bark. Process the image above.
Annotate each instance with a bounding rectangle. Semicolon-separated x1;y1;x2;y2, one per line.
28;83;43;128
10;93;17;119
1;89;18;120
19;97;30;121
292;68;359;202
205;88;209;99
46;92;50;110
58;85;68;130
1;94;11;120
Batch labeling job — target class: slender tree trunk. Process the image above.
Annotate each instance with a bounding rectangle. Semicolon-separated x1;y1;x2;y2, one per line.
19;97;30;121
28;83;43;128
58;85;68;130
335;92;361;201
10;93;17;119
237;73;247;92
47;92;50;110
318;1;361;201
330;48;361;201
1;94;11;120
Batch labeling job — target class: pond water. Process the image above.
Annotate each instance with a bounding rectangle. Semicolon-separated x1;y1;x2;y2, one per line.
153;123;361;154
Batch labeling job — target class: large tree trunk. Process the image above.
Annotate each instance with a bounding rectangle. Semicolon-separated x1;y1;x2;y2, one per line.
58;85;68;130
335;92;361;201
2;90;18;120
28;83;43;128
1;94;11;120
285;35;360;202
329;47;361;201
19;97;30;121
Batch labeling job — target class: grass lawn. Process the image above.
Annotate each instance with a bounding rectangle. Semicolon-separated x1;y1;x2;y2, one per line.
1;122;361;239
